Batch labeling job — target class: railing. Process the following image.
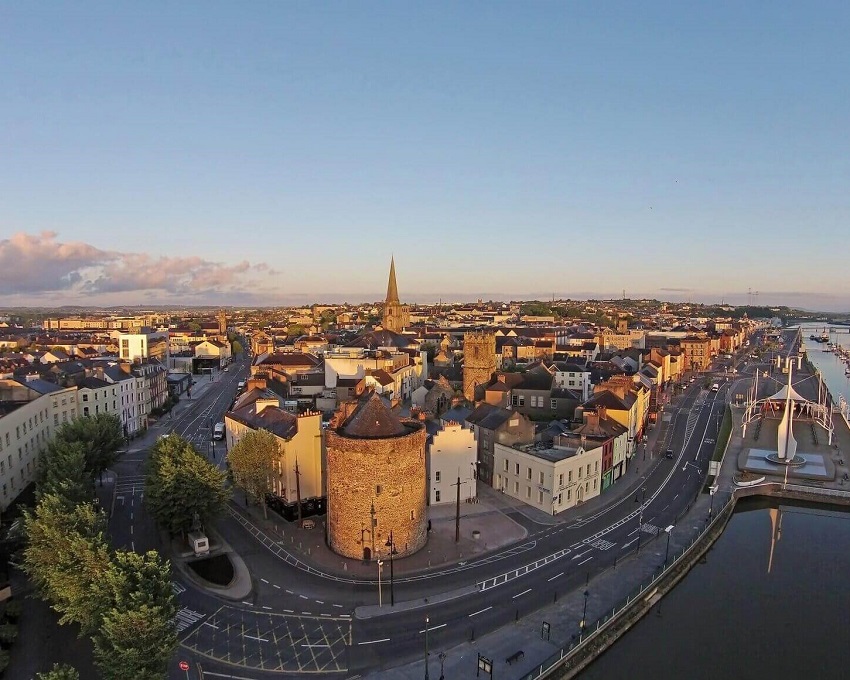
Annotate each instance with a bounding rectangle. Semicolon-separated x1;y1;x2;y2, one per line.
522;478;850;680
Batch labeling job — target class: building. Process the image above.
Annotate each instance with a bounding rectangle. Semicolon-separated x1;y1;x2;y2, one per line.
493;438;603;514
381;257;410;333
427;420;477;505
225;379;324;503
465;403;534;486
463;331;497;401
325;392;427;561
0;377;79;511
680;335;712;372
118;328;170;364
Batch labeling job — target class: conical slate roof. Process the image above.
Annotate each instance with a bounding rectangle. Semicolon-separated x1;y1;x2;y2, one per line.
340;392;408;439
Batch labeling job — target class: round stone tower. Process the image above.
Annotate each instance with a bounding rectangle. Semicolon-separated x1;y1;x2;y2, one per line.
326;392;427;561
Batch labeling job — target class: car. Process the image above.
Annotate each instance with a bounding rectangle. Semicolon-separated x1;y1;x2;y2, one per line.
666;449;675;459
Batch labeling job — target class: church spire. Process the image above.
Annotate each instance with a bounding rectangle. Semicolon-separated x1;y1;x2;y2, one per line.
386;256;400;304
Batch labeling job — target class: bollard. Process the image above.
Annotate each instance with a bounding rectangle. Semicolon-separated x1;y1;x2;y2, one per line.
343;562;347;571
470;627;475;641
308;548;311;555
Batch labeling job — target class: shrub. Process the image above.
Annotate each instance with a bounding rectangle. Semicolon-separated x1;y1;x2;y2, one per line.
1;600;21;622
0;622;18;648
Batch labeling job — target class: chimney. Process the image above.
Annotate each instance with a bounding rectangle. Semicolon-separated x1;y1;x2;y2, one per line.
247;377;267;392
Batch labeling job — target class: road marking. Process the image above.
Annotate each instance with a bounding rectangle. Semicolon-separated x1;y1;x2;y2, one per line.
577;556;593;566
273;584;281;589
260;578;269;584
302;643;331;648
131;541;135;552
513;588;532;599
299;595;309;600
202;672;264;679
419;623;447;633
571;549;592;560
301;611;311;615
285;589;293;594
130;525;133;534
241;601;252;606
262;606;272;610
283;609;294;613
469;606;493;617
547;572;564;582
315;600;324;604
332;603;343;608
622;538;637;549
202;621;219;629
358;638;391;645
243;634;269;642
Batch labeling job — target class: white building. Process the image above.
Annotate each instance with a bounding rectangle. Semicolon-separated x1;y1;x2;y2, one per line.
493;440;603;515
427;421;477;506
0;377;79;511
551;362;592;401
324;347;426;401
118;328;170;364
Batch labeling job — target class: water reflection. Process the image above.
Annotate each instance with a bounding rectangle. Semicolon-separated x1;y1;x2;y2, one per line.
582;497;850;680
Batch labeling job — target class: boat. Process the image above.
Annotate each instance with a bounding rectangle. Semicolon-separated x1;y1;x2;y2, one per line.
820;332;830;342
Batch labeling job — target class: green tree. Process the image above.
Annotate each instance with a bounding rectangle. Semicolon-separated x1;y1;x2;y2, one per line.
145;435;228;536
287;324;306;337
227;429;279;519
231;339;243;355
22;494;112;635
37;440;92;506
37;663;80;680
54;413;124;482
93;604;178;680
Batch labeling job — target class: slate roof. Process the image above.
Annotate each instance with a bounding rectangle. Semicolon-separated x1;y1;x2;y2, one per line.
338;392;409;439
465;403;514;431
346;329;417;349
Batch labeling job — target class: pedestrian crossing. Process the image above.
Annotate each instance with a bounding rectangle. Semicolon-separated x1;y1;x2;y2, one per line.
174;607;206;632
115;475;145;494
172;581;187;595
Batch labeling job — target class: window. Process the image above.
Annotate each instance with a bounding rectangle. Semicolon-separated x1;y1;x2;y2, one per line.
586;464;591;476
558;473;563;487
518;396;525;407
538;471;544;485
82;394;89;402
83;407;90;417
568;470;573;482
54;414;59;425
594;461;599;473
376;485;382;495
515;463;520;475
526;486;531;499
435;490;441;502
551;399;557;410
585;482;589;492
538;490;544;504
578;467;583;479
410;510;415;520
504;460;509;472
514;481;519;494
593;479;597;490
567;489;571;500
435;471;441;483
526;467;532;480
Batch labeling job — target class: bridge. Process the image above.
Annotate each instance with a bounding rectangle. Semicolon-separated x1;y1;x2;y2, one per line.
804;326;850;334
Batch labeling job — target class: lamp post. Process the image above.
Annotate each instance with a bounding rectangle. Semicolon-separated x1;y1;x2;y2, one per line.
424;615;430;680
664;525;674;567
709;484;718;520
636;486;647;553
385;531;398;606
580;589;589;636
377;560;383;608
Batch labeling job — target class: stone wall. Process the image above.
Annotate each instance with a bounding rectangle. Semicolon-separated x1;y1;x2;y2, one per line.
463;332;497;401
326;423;428;560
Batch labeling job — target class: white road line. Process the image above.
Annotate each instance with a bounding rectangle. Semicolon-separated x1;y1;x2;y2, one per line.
262;606;272;610
315;600;324;604
547;572;564;582
283;609;294;613
131;541;135;552
571;549;592;560
419;623;447;633
130;525;133;534
577;556;593;566
469;606;493;617
301;611;312;615
286;589;293;594
243;634;269;642
302;643;331;648
358;638;391;645
299;595;309;600
202;671;264;679
202;621;219;629
513;588;532;599
241;601;252;606
260;578;269;584
622;538;637;549
332;604;343;608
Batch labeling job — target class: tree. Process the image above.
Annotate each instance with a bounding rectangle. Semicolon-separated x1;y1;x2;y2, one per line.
231;339;243;355
145;435;228;536
37;663;80;680
53;413;124;482
227;429;280;519
37;440;92;507
22;494;113;635
287;324;306;337
93;604;178;680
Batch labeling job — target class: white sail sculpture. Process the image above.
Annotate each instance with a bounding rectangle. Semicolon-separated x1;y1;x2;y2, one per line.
776;365;797;463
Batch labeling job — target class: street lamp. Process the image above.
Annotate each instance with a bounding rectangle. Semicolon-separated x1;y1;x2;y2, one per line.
377;560;383;608
424;615;430;680
709;484;719;520
664;525;674;567
385;531;398;606
636;486;647;553
580;589;589;636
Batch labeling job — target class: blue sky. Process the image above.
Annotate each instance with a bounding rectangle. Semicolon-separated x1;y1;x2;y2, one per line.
2;2;849;310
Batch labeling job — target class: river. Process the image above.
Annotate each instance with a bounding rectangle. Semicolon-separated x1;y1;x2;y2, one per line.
799;324;850;415
581;497;850;679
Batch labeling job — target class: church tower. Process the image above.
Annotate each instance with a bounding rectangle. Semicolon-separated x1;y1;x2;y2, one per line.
218;309;227;336
463;331;497;401
382;257;410;333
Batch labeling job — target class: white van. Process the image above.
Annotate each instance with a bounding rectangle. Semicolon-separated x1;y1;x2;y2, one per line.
213;422;225;440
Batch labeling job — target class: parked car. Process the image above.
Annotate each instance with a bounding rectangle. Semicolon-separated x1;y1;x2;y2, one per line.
666;449;675;459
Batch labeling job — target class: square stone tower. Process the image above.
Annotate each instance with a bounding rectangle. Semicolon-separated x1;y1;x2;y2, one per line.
463;331;497;402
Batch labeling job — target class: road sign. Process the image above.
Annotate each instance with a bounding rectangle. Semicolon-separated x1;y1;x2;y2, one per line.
178;661;190;671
